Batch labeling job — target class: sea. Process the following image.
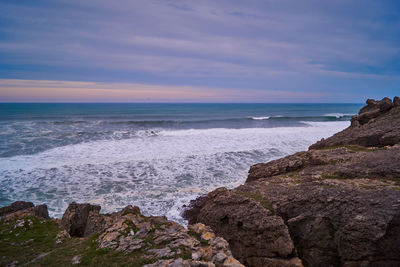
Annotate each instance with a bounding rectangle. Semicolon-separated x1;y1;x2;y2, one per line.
0;103;362;224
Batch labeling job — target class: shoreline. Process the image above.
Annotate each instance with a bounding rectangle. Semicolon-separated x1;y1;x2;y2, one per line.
1;96;399;266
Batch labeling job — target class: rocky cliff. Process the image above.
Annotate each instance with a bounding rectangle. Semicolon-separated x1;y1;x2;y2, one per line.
184;97;400;267
2;96;399;267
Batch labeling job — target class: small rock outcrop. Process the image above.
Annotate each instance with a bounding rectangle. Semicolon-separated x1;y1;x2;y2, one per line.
60;202;104;237
0;201;49;221
185;96;400;267
96;205;243;267
310;96;400;149
59;202;244;266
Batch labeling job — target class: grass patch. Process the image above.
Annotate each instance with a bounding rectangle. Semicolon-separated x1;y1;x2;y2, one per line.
317;145;385;153
0;216;59;266
0;216;160;267
322;173;347;180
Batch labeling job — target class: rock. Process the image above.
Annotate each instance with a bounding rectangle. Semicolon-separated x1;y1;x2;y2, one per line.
71;255;81;265
144;258;191;267
60;202;103;237
0;201;34;217
311;96;400;149
184;188;301;266
247;145;400;183
92;205;243;266
1;201;242;266
185;97;400;267
0;202;49;221
394;96;400;107
247;152;307;183
148;247;174;259
55;230;71;244
223;257;246;267
32;204;50;219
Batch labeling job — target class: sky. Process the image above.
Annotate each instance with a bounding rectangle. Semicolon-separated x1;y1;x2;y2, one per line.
0;0;399;103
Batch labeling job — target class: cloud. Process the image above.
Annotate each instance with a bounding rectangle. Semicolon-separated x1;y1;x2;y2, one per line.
0;0;399;101
0;79;327;103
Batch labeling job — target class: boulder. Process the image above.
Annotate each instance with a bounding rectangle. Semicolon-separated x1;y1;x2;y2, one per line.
184;188;302;266
311;96;400;149
0;201;34;217
394;96;400;107
60;202;103;237
0;201;49;221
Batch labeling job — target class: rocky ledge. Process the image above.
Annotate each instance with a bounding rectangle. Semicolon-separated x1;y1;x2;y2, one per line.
0;201;243;267
184;97;400;267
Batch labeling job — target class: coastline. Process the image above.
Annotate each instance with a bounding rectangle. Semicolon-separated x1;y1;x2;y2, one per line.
1;97;399;266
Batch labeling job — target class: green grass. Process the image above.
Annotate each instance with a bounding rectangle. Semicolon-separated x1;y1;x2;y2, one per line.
321;173;347;180
317;145;385;153
0;216;59;266
0;216;163;266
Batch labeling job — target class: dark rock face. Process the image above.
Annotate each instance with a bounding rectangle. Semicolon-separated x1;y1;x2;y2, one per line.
0;201;34;217
185;188;302;266
310;96;400;149
60;202;103;237
185;96;400;267
0;201;49;221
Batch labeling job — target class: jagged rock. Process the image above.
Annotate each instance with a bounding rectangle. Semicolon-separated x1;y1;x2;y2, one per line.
185;97;400;267
94;204;244;266
311;96;400;149
55;230;70;244
394;96;400;107
0;201;34;217
60;202;103;237
0;202;49;221
247;145;400;183
184;188;302;266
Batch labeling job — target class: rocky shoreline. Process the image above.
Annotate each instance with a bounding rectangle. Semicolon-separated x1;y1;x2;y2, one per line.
1;96;399;267
184;96;400;267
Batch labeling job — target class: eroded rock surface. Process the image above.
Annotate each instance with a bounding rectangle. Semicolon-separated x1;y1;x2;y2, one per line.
310;96;400;149
60;202;104;237
0;201;49;221
185;188;303;267
185;96;400;267
58;202;243;266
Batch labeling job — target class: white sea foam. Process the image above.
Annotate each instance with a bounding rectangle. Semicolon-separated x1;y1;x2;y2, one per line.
251;116;270;120
324;113;354;118
0;121;349;224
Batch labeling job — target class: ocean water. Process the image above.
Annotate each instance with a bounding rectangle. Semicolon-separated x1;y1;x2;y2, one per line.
0;103;361;223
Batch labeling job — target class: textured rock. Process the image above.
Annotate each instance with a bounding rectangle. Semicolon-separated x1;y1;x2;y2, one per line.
93;204;243;266
0;201;34;217
184;188;302;266
60;202;103;237
310;96;400;149
0;202;49;221
185;96;400;267
247;145;400;183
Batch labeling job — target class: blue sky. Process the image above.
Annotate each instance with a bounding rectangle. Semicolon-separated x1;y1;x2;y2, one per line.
0;0;399;102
